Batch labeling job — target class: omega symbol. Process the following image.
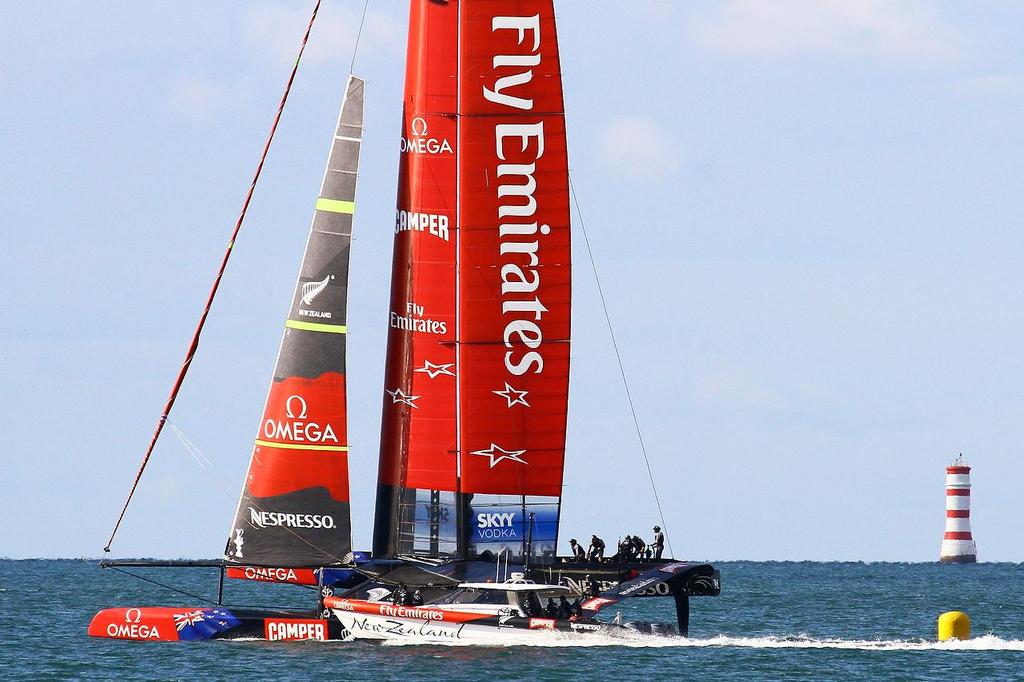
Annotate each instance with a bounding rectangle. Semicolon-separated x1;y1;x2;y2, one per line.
285;395;308;419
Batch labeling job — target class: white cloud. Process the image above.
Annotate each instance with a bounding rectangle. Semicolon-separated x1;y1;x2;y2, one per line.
691;0;964;65
242;3;402;69
168;76;235;120
597;115;680;180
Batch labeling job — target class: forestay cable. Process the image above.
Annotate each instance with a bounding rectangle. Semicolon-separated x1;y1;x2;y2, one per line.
569;177;675;560
104;0;323;553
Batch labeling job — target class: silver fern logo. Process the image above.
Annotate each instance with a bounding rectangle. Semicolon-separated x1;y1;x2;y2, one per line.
300;275;333;306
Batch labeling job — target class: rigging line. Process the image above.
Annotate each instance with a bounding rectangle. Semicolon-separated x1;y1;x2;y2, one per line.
349;0;371;75
568;176;675;561
106;566;218;605
103;0;323;554
168;421;353;566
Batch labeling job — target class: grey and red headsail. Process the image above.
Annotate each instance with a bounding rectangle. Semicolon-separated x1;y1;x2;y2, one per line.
374;0;570;560
226;75;363;568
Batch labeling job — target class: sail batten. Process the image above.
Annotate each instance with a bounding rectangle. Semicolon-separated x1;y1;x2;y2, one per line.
226;75;364;568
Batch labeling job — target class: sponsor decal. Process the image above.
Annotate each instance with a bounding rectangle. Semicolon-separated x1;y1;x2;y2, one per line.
400;116;454;155
475;511;517;540
248;507;336;530
375;604;444;621
385;387;421;409
390;301;447;335
469;442;527;468
262;394;339;444
414;360;456;379
298;274;334;319
485;16;551;377
265;619;328;642
396;209;450;242
529;618;556;630
106;609;161;640
469;506;558;544
493;382;530;408
240;566;299;582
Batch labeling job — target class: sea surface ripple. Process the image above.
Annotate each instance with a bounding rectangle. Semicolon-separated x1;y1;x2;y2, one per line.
1;560;1022;680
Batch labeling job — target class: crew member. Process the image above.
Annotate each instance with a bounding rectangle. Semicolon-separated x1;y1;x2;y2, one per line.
617;536;634;561
631;534;647;560
569;538;586;561
651;525;665;560
588;534;605;561
545;597;558;618
585;574;600;598
570;597;583;619
557;596;571;620
410;589;424;606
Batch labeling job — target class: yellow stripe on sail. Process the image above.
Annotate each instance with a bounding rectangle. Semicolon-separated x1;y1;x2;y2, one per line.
254;439;349;452
315;198;355;214
285;319;347;334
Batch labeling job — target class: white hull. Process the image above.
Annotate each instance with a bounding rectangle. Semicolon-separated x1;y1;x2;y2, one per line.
330;609;605;643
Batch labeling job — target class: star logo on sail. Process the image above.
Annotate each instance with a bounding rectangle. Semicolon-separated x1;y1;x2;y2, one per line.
493;382;529;408
469;443;528;468
414;361;455;379
385;387;420;409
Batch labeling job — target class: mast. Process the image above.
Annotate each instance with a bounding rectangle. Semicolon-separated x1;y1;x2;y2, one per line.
225;75;364;568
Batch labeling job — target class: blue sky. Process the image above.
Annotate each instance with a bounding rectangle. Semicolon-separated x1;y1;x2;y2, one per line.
2;1;1023;561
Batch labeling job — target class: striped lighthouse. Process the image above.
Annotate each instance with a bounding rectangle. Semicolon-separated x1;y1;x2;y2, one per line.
940;455;977;564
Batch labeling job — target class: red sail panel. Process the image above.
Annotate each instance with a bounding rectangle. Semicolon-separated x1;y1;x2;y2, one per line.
457;2;570;499
373;0;460;557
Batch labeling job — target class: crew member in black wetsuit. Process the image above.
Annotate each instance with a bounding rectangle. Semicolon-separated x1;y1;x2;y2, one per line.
631;534;647;561
545;597;558;618
570;597;583;619
585;574;600;598
588;534;606;561
557;596;571;620
651;525;665;560
569;538;586;561
410;589;424;606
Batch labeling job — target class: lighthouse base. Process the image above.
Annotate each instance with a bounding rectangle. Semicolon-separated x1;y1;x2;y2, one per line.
940;554;977;564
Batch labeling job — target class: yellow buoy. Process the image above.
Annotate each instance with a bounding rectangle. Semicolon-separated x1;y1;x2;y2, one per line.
937;611;971;641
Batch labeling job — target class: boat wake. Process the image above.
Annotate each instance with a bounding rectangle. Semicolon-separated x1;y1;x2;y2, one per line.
378;632;1024;651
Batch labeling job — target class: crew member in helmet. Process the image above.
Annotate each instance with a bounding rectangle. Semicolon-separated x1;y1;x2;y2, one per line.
631;534;647;560
651;525;665;560
569;538;586;561
587;534;606;561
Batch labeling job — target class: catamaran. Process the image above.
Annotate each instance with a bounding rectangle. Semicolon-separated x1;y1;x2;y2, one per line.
89;0;720;644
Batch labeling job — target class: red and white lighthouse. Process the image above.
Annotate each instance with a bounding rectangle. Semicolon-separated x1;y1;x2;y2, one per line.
940;456;977;564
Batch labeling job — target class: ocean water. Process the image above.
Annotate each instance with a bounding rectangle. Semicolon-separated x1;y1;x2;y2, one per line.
1;560;1022;679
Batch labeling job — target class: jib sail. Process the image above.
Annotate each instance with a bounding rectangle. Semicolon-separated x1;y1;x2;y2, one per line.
374;0;570;561
226;75;364;567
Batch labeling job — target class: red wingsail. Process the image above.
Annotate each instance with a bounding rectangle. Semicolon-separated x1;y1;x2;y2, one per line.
373;0;461;558
457;1;570;555
374;0;570;560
